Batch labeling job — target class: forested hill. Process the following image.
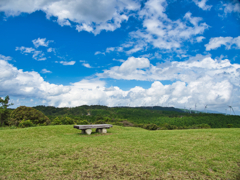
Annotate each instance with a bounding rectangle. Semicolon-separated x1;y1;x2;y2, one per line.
33;105;240;128
33;105;184;116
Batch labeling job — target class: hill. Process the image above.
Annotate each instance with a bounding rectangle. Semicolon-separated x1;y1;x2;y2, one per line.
33;105;240;128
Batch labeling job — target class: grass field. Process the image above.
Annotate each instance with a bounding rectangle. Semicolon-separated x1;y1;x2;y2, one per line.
0;126;239;179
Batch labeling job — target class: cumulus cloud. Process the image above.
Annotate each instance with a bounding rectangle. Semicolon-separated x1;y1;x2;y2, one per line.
196;36;205;42
41;69;52;73
32;38;53;48
192;0;212;10
0;58;239;113
97;56;240;88
103;0;208;54
59;61;75;65
0;54;12;61
76;23;94;33
0;60;70;98
98;57;150;80
0;0;141;35
205;36;240;51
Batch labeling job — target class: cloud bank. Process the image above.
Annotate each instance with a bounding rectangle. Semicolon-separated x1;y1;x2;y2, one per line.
0;55;239;112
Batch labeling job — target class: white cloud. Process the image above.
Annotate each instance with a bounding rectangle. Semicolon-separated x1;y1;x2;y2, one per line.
15;38;54;60
106;47;123;53
0;54;12;61
76;23;93;33
196;36;205;42
103;0;208;54
41;69;52;73
59;61;75;65
16;46;35;53
97;56;240;88
0;59;240;113
32;51;46;61
113;58;125;63
192;0;212;11
94;51;104;55
47;47;55;52
57;19;71;27
82;63;92;68
16;46;47;61
205;36;240;51
0;0;141;35
222;0;240;14
0;60;70;98
32;38;53;48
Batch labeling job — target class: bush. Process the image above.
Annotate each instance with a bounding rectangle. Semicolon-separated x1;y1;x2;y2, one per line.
188;124;211;129
121;120;134;127
145;124;158;130
62;116;74;125
51;117;62;125
114;122;124;126
227;124;233;128
19;120;34;128
9;125;17;129
95;120;106;124
159;127;168;130
161;123;178;130
10;106;50;126
77;120;89;125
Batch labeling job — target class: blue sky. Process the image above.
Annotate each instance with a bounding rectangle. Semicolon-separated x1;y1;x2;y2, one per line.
0;0;240;114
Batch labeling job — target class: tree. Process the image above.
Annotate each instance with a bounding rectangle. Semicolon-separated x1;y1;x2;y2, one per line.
10;106;50;126
0;95;13;126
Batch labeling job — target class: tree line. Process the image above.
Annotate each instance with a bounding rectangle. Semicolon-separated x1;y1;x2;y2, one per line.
1;96;240;130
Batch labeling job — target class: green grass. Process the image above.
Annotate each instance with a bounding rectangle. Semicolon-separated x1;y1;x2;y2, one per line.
0;126;239;179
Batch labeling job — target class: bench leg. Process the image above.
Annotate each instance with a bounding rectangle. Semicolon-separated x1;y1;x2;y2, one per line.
96;128;102;133
102;128;107;133
85;129;92;135
81;129;86;134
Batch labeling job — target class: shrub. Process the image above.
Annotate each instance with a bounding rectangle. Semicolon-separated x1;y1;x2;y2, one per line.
145;124;158;130
188;124;211;129
114;122;124;126
9;125;17;129
51;117;62;125
161;123;178;130
103;116;111;122
19;120;34;128
77;120;89;125
62;116;74;125
227;124;233;128
95;120;106;124
159;127;168;130
10;106;50;126
121;120;134;127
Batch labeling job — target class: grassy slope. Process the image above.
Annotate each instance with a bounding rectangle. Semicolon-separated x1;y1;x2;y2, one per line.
0;126;239;179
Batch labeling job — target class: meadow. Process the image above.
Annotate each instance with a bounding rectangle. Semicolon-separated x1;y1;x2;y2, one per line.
0;125;239;179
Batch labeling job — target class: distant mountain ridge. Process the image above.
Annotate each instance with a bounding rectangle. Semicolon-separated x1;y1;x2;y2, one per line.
33;105;185;116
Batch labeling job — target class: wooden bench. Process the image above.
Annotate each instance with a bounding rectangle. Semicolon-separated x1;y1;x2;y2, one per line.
73;124;113;135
